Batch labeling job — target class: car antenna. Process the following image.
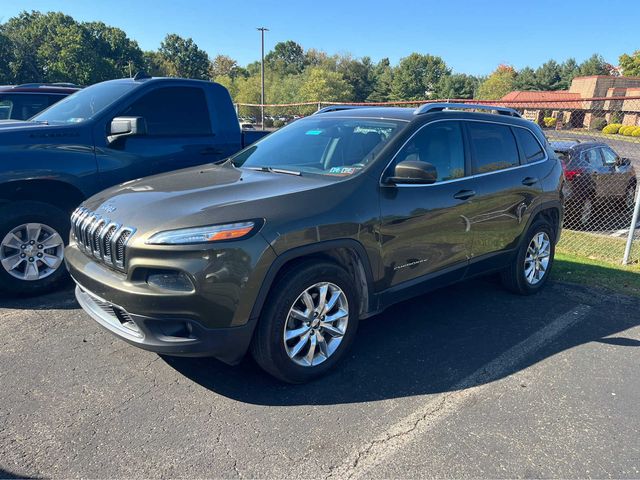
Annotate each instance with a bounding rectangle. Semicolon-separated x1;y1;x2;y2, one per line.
133;71;151;81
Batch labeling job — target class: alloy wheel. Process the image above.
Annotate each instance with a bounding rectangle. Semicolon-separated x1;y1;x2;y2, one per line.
0;223;64;281
524;231;551;285
283;281;349;367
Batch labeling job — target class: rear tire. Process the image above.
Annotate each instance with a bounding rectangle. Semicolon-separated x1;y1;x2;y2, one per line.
501;220;555;295
0;202;70;295
251;261;359;383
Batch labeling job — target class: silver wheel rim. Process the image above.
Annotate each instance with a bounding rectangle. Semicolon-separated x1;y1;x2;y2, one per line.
0;223;64;281
524;232;551;285
283;281;349;367
626;187;636;209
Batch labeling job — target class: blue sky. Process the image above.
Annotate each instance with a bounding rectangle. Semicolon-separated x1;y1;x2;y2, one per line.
0;0;634;75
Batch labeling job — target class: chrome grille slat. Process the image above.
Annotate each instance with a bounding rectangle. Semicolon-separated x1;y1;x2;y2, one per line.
71;207;135;272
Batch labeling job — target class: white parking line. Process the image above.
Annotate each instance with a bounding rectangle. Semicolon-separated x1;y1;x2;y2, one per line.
327;304;592;480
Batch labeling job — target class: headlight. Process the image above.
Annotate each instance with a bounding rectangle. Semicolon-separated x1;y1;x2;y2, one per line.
146;221;256;245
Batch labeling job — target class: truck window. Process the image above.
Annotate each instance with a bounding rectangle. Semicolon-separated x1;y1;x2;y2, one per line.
121;87;212;136
467;122;519;174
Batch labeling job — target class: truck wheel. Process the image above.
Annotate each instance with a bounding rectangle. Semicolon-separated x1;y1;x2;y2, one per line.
0;202;70;295
501;220;555;295
251;261;359;383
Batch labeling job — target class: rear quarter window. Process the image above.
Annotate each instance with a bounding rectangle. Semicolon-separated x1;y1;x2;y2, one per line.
514;127;545;163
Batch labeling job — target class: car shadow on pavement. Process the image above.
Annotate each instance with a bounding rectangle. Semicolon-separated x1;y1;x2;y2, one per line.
162;278;640;406
0;283;77;310
0;466;39;479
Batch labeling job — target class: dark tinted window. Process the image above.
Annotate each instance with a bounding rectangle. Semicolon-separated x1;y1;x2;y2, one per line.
514;127;545;163
467;122;519;173
395;121;466;182
601;147;618;165
121;87;211;136
0;94;50;120
583;148;603;168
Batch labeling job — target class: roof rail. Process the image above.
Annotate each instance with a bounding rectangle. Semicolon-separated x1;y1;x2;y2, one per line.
313;105;372;115
15;82;80;89
414;102;522;118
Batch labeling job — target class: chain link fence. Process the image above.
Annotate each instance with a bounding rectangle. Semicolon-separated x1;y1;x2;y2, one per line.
236;96;640;266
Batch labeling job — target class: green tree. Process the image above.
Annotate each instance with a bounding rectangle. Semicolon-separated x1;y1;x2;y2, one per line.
367;58;393;102
337;55;375;102
578;54;611;76
514;66;538;90
534;60;562;90
435;73;478;99
143;50;169;77
559;58;579;89
82;21;144;78
158;33;210;80
391;53;450;100
0;31;14;83
210;54;239;80
476;64;517;100
265;40;306;76
299;67;352;102
620;50;640;76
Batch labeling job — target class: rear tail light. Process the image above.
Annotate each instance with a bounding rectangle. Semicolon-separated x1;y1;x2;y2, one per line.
563;168;584;182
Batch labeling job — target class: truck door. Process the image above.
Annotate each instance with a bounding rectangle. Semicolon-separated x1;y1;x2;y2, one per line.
95;86;223;188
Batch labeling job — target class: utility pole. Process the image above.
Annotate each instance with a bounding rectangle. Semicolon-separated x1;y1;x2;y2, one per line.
257;27;269;130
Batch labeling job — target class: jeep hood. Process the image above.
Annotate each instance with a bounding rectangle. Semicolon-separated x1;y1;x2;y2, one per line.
81;162;339;236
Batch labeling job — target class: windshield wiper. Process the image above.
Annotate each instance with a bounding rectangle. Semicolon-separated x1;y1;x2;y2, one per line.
245;166;302;176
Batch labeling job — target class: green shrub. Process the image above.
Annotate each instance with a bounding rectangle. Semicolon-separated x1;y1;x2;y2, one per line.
263;117;274;128
273;119;286;128
590;118;607;131
609;112;623;124
632;127;640;137
602;124;621;134
543;117;557;128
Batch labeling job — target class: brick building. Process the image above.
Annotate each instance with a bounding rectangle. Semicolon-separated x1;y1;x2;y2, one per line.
501;75;640;128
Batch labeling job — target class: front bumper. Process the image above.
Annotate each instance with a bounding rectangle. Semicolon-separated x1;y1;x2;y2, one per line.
74;284;256;364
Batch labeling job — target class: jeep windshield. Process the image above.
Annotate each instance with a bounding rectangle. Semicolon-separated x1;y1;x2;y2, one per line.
231;116;405;178
31;81;138;124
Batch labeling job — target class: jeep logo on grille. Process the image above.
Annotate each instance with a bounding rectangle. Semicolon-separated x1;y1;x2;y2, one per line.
99;203;117;213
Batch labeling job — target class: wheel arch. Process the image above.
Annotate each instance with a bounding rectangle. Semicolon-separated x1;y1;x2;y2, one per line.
0;179;86;213
249;239;377;321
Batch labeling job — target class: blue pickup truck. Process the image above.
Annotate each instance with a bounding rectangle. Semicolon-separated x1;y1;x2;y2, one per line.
0;75;268;294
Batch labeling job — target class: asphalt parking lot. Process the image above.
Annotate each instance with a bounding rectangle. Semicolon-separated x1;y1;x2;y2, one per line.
1;278;639;479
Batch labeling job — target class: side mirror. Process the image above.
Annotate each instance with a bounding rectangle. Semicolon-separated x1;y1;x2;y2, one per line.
108;116;147;144
386;160;438;185
617;157;630;167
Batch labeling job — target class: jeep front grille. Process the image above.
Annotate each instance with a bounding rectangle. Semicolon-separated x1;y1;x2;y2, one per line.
71;207;135;271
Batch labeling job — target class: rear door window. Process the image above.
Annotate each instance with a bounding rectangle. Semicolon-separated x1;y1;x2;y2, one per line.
514;127;545;163
120;87;212;136
467;122;520;174
583;148;603;168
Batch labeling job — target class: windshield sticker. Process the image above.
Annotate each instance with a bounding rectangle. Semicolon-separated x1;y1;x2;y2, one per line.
328;166;360;176
305;129;323;135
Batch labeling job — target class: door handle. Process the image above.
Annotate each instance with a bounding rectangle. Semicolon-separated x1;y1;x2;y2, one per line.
522;176;539;186
200;147;222;156
453;189;476;200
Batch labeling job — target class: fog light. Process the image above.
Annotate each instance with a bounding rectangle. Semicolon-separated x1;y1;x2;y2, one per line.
147;270;194;292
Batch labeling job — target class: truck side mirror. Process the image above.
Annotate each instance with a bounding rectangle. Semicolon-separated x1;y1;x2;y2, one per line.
108;116;147;144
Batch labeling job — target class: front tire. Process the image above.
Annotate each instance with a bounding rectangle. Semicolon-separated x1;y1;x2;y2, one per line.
0;202;70;295
501;220;555;295
251;261;359;383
